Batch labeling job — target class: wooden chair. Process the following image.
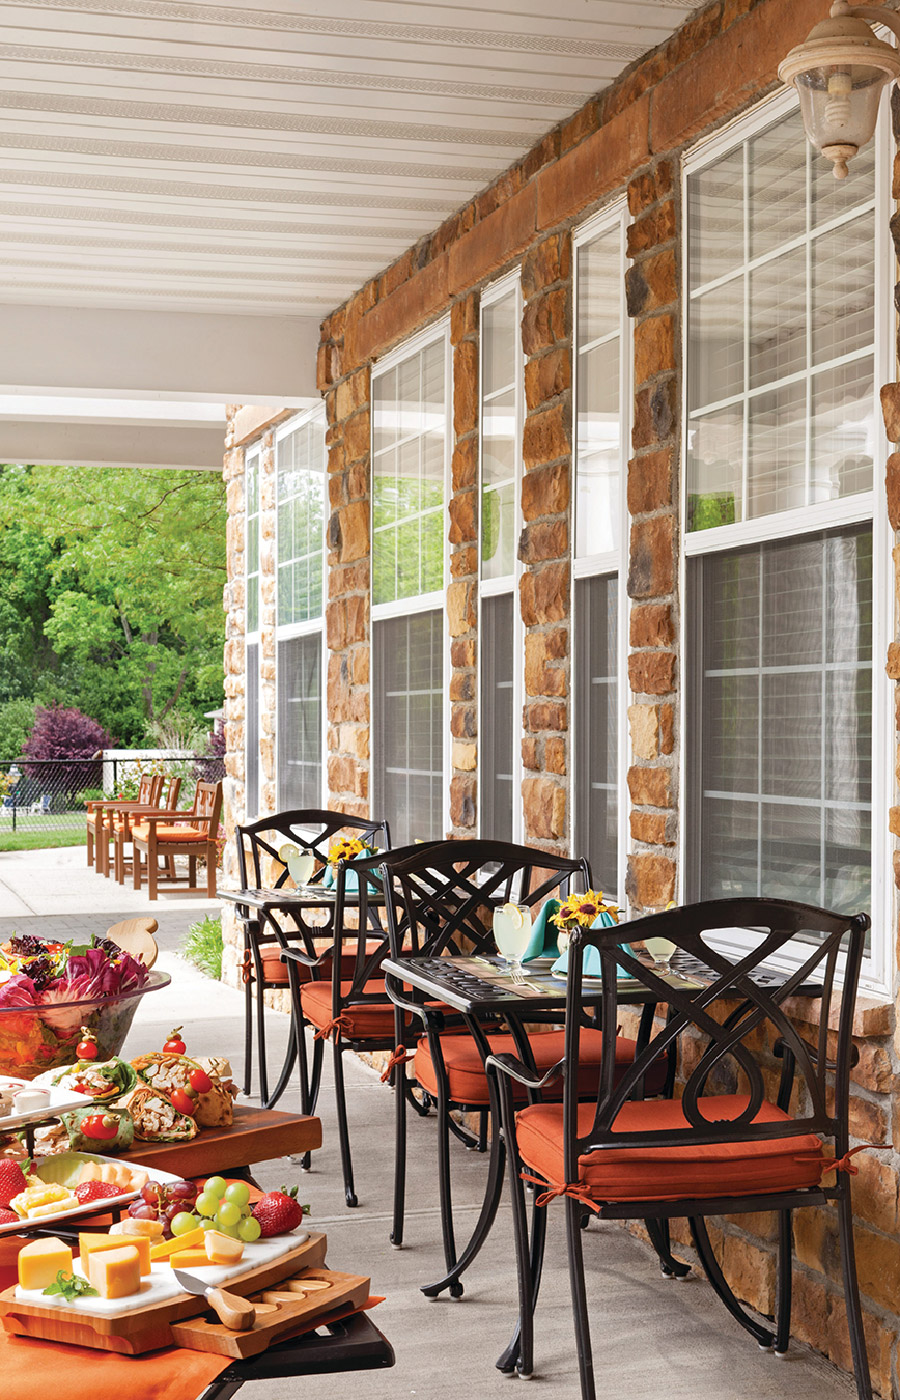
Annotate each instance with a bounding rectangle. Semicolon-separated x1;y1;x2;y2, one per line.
105;917;159;969
487;898;872;1396
131;780;223;900
86;773;163;876
113;775;182;884
233;811;391;1110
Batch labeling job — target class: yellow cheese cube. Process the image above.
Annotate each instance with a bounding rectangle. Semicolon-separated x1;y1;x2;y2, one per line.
18;1237;73;1291
150;1227;204;1261
204;1230;244;1266
168;1249;210;1269
79;1232;151;1276
87;1244;142;1300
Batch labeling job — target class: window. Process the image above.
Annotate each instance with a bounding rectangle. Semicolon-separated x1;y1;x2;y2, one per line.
275;409;326;810
480;275;523;843
244;446;261;818
572;207;630;898
684;93;891;992
371;325;450;846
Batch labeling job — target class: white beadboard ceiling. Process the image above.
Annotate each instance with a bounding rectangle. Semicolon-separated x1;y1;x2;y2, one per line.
0;0;700;319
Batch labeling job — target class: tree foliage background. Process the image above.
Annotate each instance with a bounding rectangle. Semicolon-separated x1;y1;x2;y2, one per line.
0;464;226;748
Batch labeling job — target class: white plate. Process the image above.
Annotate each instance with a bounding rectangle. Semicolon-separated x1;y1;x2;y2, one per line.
0;1151;182;1237
523;955;557;969
15;1231;309;1315
0;1076;92;1132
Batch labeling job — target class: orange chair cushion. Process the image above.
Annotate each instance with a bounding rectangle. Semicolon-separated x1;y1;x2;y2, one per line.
258;940;383;987
132;822;207;842
300;978;395;1039
516;1094;825;1203
413;1030;667;1107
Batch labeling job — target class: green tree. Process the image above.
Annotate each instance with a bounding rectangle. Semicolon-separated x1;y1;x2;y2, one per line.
0;464;226;744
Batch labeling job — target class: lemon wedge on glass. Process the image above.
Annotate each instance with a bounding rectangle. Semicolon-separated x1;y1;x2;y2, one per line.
500;902;524;928
278;843;299;864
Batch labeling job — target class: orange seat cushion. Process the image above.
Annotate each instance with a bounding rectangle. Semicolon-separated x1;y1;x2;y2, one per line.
516;1094;825;1203
301;978;396;1040
258;940;383;987
132;822;206;842
413;1030;667;1107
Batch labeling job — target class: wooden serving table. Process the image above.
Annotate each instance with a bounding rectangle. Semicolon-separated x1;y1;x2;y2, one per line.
119;1103;322;1181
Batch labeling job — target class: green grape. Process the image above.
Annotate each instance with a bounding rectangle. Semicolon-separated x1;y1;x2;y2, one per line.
196;1191;218;1218
237;1215;261;1242
200;1217;218;1231
171;1212;200;1236
223;1182;250;1209
216;1200;241;1228
204;1176;227;1199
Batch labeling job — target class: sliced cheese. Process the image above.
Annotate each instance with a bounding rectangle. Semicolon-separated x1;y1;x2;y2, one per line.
110;1217;164;1239
79;1231;151;1275
17;1237;73;1291
168;1248;209;1269
88;1244;142;1300
203;1230;244;1266
150;1226;204;1261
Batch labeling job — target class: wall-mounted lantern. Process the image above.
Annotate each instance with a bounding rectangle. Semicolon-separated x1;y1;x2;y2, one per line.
779;0;900;177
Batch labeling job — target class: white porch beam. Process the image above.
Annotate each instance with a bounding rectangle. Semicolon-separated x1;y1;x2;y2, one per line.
0;419;227;472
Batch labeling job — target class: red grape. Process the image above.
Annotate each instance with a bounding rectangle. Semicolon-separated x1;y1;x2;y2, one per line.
141;1182;161;1206
168;1180;197;1202
164;1202;182;1222
129;1202;157;1221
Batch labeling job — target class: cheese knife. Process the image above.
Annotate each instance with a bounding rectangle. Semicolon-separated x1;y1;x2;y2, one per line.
172;1268;256;1330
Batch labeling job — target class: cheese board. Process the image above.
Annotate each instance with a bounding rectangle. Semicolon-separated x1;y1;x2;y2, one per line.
0;1231;329;1353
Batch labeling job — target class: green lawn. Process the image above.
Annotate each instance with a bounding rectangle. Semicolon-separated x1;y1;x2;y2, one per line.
0;830;87;852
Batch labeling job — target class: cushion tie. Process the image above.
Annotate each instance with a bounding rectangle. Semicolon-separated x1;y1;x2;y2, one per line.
815;1142;886;1181
380;1045;411;1083
240;949;254;986
314;1013;350;1042
520;1171;602;1215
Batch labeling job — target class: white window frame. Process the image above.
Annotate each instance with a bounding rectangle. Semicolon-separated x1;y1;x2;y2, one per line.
274;405;327;811
680;86;894;997
570;201;632;904
478;270;525;843
244;444;261;822
370;318;452;839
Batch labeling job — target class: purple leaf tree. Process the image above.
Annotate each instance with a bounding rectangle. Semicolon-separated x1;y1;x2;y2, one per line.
22;704;114;800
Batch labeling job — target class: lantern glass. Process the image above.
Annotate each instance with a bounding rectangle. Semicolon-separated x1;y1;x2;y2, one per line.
794;62;887;153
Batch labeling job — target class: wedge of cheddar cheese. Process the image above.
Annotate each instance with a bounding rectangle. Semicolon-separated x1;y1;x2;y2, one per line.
79;1231;151;1275
87;1244;142;1300
17;1237;73;1291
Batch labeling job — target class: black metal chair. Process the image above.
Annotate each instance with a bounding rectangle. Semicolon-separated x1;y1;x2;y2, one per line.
280;840;443;1209
379;840;670;1300
233;810;390;1108
487;897;872;1398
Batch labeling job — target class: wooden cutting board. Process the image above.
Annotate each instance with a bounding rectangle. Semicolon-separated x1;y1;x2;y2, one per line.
169;1266;370;1358
0;1232;328;1354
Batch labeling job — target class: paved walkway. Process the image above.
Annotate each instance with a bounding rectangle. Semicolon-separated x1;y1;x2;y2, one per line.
0;849;858;1399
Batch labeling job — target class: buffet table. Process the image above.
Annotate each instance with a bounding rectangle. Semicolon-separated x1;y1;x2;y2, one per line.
119;1104;322;1182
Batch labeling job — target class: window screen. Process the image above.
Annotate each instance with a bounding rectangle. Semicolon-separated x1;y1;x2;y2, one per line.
277;633;322;810
276;418;324;627
480;593;514;843
246;456;260;636
688;525;872;914
245;639;259;818
373;610;443;847
574;574;618;892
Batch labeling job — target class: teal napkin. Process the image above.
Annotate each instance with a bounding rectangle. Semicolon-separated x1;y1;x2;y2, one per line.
550;911;632;979
523;898;563;962
323;850;380;893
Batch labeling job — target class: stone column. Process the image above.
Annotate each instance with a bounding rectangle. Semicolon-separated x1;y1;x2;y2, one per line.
519;232;572;855
623;158;679;911
448;292;479;835
258;428;277;815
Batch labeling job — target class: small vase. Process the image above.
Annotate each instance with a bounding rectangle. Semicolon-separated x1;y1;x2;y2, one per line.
557;926;572;958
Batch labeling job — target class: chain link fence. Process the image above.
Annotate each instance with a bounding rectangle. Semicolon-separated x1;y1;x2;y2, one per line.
0;753;226;841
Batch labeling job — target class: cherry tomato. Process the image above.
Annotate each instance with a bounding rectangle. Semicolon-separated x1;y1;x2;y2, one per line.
189;1068;212;1094
80;1114;120;1141
169;1088;196;1117
164;1027;186;1054
72;1081;90;1095
76;1039;98;1061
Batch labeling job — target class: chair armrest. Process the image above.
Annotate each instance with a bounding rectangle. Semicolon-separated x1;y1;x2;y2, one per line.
773;1037;860;1071
485;1052;564;1091
279;945;332;970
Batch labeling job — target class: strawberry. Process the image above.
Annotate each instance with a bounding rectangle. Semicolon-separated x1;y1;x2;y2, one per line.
0;1207;19;1225
74;1181;128;1206
0;1161;27;1209
251;1186;309;1237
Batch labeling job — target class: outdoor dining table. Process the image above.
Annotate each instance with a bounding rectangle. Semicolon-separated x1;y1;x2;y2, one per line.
380;947;824;1298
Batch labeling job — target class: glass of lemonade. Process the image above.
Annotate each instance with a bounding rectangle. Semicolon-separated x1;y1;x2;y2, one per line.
644;936;676;975
282;846;315;888
493;902;533;977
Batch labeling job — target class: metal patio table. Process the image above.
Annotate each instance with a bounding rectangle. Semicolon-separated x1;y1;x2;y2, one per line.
380;948;823;1297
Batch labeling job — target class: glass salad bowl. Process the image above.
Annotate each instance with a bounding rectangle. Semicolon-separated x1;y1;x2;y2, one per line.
0;970;171;1079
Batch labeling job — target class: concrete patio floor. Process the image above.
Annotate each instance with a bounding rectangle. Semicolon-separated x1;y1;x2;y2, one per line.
0;848;858;1399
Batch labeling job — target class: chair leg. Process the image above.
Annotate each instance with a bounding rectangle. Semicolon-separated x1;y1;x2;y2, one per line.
645;1217;691;1278
148;843;158;900
254;959;270;1107
434;1081;460;1293
420;1113;507;1299
565;1193;596;1399
242;973;254;1097
331;1040;358;1208
206;848;215;897
689;1216;774;1349
390;1057;408;1248
775;1209;792;1354
133;844;142;890
496;1104;537;1375
189;854;197;889
298;1033;324;1172
836;1190;873;1400
263;1023;298;1110
87;827;93;867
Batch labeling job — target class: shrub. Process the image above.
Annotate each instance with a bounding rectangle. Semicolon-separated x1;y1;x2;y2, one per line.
23;703;113;798
183;915;222;980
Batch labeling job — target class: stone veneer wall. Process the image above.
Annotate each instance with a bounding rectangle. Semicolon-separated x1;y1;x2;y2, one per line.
220;0;900;1391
